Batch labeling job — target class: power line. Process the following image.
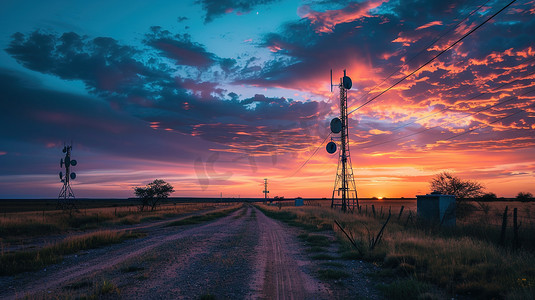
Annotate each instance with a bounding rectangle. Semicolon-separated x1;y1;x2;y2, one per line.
383;61;535;133
349;0;491;111
347;0;518;116
290;132;332;177
289;0;519;177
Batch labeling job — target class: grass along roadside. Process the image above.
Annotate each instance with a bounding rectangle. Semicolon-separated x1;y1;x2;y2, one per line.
0;230;145;276
0;202;234;239
258;204;535;299
166;204;243;227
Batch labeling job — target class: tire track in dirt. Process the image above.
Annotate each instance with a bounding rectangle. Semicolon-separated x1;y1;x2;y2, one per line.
251;208;331;300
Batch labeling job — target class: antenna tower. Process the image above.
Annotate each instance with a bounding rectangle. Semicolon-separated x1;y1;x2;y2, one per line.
263;178;269;202
327;70;359;212
57;144;78;211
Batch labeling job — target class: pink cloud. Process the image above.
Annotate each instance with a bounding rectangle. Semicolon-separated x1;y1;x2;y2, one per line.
298;0;387;33
415;20;443;31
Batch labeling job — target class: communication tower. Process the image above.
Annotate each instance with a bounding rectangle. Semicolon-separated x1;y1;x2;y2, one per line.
263;178;269;202
326;70;359;212
57;144;78;211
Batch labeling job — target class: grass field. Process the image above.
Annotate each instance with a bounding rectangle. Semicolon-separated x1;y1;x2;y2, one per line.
259;201;535;299
0;200;242;277
0;201;235;240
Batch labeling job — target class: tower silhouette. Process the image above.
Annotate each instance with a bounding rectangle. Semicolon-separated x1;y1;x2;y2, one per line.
329;70;359;212
57;144;77;211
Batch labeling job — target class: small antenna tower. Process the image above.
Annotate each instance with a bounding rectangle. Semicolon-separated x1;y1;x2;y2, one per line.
263;178;269;203
326;69;359;212
57;144;78;211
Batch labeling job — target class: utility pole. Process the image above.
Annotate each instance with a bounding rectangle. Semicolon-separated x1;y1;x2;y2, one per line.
263;178;269;202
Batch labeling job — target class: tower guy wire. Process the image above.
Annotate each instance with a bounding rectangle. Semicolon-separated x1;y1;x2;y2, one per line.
347;0;518;116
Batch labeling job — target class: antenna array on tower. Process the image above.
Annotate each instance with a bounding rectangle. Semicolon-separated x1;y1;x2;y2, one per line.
327;70;359;212
57;144;78;211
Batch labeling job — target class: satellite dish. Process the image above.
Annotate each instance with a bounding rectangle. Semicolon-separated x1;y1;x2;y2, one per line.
62;147;67;153
330;118;342;134
70;159;77;166
343;76;352;90
70;172;76;180
326;141;337;154
59;172;63;179
60;159;63;168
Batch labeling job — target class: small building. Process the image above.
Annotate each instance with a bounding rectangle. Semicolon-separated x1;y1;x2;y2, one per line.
295;197;303;207
416;192;455;226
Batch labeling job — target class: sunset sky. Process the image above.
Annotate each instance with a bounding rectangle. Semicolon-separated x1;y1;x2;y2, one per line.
0;0;534;199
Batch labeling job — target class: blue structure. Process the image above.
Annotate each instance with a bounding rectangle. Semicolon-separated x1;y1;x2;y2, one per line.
416;192;456;226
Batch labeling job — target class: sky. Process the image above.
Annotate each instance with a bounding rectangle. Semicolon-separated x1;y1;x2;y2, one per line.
0;0;534;199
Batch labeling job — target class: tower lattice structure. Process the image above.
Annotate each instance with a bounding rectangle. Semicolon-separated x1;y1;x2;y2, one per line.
331;71;359;212
57;145;77;211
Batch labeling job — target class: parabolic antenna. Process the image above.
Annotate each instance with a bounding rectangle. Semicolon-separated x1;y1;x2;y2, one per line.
70;159;77;166
70;172;76;180
326;141;337;154
343;76;352;90
62;147;67;153
330;117;342;134
59;171;63;179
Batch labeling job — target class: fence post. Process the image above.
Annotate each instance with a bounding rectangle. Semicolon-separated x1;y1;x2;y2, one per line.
398;206;404;220
499;206;508;246
405;210;413;226
513;208;519;250
372;205;376;218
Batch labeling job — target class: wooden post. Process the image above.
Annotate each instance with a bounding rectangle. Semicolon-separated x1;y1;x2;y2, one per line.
372;205;376;218
398;206;404;220
499;206;508;246
365;205;368;216
513;208;519;250
380;206;383;218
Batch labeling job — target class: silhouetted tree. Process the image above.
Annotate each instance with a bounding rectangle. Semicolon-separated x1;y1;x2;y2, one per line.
429;172;484;200
516;192;533;202
479;192;498;201
134;179;175;211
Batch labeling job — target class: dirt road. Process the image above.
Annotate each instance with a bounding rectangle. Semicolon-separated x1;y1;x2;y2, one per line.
0;205;373;299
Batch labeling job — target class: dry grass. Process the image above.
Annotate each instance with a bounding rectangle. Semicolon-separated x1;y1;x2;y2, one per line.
0;230;144;276
0;202;231;239
259;203;535;299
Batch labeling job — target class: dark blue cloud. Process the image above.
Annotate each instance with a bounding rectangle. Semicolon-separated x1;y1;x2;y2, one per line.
196;0;282;23
3;28;331;156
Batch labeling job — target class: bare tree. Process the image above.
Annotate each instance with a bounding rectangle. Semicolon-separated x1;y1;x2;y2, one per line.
134;179;175;211
430;172;484;200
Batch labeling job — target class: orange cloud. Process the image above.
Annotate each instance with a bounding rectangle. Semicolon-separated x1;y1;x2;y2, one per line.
415;20;443;30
